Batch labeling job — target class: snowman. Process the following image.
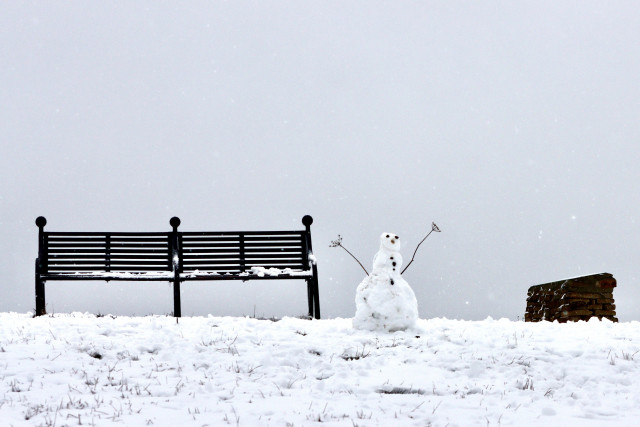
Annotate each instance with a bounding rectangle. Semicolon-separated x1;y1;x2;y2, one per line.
353;232;419;332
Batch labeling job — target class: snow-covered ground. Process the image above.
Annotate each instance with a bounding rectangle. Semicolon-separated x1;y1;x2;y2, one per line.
1;313;639;426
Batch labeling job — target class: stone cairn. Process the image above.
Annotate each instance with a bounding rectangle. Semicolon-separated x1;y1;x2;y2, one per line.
525;272;618;322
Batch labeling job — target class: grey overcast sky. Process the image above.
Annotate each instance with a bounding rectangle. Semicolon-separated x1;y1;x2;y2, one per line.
2;1;639;320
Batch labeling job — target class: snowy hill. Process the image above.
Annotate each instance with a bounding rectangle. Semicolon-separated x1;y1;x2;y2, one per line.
1;313;639;426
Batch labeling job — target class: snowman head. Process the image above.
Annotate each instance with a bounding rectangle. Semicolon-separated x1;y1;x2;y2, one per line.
380;232;401;252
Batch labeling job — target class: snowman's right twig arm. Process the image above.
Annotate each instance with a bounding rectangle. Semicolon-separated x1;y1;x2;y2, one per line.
401;222;441;275
330;236;369;276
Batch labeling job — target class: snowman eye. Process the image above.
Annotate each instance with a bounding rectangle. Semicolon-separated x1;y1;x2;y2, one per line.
395;236;399;239
386;234;390;238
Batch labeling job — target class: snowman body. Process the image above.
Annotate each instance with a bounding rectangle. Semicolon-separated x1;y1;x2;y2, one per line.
353;233;419;332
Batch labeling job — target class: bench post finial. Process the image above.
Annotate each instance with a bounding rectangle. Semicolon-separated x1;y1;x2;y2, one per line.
36;216;47;231
35;216;47;316
170;217;181;232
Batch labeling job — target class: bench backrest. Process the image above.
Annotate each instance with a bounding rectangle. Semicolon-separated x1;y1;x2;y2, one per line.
39;231;311;275
180;231;308;274
41;232;172;274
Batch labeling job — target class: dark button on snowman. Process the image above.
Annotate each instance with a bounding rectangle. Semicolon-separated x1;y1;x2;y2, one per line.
353;232;418;332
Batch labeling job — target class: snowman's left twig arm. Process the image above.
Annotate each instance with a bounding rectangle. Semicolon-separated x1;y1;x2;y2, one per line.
330;235;369;276
401;222;441;275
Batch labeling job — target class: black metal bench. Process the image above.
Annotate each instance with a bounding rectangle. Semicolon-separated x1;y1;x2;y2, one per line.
34;216;320;318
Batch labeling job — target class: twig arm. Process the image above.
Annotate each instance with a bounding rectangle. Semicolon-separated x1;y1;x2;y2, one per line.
330;235;369;276
401;222;441;275
339;244;369;276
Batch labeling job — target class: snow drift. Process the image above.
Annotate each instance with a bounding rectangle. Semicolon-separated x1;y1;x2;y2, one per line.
1;313;639;426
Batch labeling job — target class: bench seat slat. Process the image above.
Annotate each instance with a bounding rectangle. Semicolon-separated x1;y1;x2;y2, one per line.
183;253;303;260
48;260;169;266
181;231;304;237
182;260;304;265
244;242;303;247
46;231;169;236
108;243;169;248
108;249;169;254
47;243;169;249
43;272;173;281
182;236;302;243
47;237;107;243
106;255;169;260
49;254;169;260
182;242;303;248
230;242;300;247
182;265;306;271
183;259;302;266
46;266;170;272
108;237;168;242
47;248;169;254
47;243;110;248
244;248;305;256
182;259;304;264
47;261;168;266
182;248;302;254
195;242;302;250
182;249;240;255
179;272;312;280
47;252;169;262
47;236;168;241
49;254;110;260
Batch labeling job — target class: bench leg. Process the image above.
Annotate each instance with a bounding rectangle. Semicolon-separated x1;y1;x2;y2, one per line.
306;279;314;318
35;277;46;316
306;277;321;319
173;280;181;318
311;275;321;320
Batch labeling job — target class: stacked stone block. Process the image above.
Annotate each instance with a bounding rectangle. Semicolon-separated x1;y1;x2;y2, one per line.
525;273;618;323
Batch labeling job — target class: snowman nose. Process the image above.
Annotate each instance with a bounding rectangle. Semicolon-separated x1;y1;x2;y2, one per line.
391;239;395;244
